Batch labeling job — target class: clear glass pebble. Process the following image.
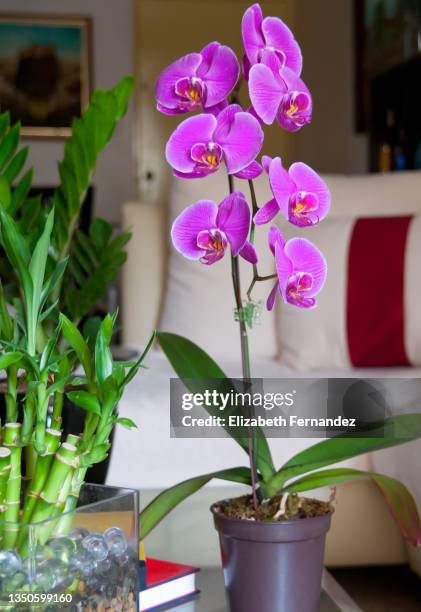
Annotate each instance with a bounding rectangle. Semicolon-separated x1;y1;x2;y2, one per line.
81;532;108;561
71;548;97;579
104;527;128;556
0;550;22;577
69;527;89;542
47;536;77;563
2;570;28;591
35;559;63;591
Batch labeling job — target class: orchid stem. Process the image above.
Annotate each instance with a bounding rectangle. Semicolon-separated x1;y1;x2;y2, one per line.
246;180;277;300
228;174;260;509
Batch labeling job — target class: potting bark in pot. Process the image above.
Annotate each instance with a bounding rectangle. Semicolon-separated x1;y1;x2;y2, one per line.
139;3;421;611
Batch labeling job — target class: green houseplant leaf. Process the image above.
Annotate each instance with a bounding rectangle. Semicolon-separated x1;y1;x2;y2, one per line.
263;413;421;496
140;467;251;539
283;468;421;546
156;332;275;482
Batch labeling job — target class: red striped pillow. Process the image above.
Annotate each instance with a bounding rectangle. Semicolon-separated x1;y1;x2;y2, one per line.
277;216;421;370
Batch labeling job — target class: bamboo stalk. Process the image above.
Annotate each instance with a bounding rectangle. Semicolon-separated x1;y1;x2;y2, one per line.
3;423;22;549
30;443;78;526
51;392;64;430
21;428;62;525
5;365;18;423
0;447;12;544
55;466;87;537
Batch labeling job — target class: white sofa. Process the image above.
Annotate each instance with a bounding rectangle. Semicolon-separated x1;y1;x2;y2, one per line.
111;169;421;571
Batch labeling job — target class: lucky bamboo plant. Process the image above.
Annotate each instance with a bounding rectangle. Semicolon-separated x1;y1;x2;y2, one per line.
0;205;152;552
140;3;421;546
0;75;133;333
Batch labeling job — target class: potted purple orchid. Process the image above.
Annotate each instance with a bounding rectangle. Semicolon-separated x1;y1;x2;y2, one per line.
140;4;421;611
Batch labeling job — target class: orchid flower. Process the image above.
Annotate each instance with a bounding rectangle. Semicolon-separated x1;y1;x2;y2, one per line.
155;42;240;115
242;3;302;79
166;104;264;179
171;192;258;265
254;156;331;227
248;54;312;130
267;226;327;310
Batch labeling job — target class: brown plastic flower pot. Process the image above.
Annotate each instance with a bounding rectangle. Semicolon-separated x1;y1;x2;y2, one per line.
211;502;332;612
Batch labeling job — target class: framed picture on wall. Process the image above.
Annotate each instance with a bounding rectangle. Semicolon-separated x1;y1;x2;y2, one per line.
0;14;91;138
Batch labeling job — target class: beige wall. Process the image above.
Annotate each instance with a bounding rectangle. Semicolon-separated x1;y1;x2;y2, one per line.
0;0;135;224
293;0;368;173
134;0;297;205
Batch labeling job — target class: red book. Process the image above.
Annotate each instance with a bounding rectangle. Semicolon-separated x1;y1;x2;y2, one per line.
139;558;200;611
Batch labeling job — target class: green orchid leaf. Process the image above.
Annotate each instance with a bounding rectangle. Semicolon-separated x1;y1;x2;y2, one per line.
264;414;421;497
156;332;275;482
140;467;251;539
284;467;421;546
66;391;101;416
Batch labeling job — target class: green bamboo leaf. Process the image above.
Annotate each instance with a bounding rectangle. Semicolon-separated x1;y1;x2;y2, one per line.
40;258;68;308
0;123;20;171
95;316;114;384
3;146;29;183
116;417;137;430
0;352;24;370
156;332;275;482
67;391;101;415
0;281;13;341
60;313;93;381
283;467;421;546
29;209;55;317
140;467;251;539
0;208;33;303
120;332;155;388
80;443;110;467
264;414;421;497
0;176;11;209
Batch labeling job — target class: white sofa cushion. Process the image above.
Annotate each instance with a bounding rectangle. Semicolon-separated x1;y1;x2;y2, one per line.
160;172;278;360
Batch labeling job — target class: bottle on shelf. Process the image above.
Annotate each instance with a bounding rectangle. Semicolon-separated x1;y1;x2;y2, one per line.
378;109;396;173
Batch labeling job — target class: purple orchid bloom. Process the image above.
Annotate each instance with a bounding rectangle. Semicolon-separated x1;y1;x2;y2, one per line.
165;104;264;179
254;156;331;227
248;56;312;130
155;42;240;115
171;192;257;265
267;226;327;310
242;3;302;78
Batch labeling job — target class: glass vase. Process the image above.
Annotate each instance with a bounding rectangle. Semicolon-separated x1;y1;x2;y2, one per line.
0;483;139;611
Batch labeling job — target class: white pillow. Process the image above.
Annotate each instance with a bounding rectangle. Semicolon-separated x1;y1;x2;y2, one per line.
277;213;421;371
160;172;278;361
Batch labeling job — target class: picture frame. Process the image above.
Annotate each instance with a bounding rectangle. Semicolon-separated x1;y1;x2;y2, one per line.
0;13;92;138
